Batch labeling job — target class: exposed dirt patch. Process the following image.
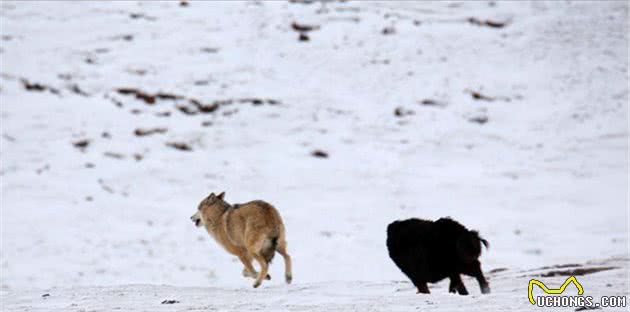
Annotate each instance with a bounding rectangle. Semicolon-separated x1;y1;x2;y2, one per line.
468;116;488;124
418;99;447;107
291;21;320;33
166;142;192;151
539;266;617;277
156;93;184;101
103;152;124;159
291;21;319;41
190;99;219;113
116;89;185;104
115;87;279;118
200;47;218;53
394;107;414;117
176;105;198;115
469;91;494;101
134;127;167;136
465;89;511;102
111;34;134;41
116;88;158;104
72;139;90;151
108;97;124;108
311;150;329;158
467;17;508;28
538;263;582;270
98;178;114;193
381;26;396;35
129;13;156;21
488;268;509;274
21;79;60;95
57;73;72;81
68;84;89;96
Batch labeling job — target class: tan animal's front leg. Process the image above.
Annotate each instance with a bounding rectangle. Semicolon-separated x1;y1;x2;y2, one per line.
252;254;269;288
276;240;293;284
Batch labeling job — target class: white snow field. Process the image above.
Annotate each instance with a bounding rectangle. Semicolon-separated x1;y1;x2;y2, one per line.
0;1;628;311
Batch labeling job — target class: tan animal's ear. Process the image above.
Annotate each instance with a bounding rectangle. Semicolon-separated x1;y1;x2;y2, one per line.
207;192;215;199
217;192;225;200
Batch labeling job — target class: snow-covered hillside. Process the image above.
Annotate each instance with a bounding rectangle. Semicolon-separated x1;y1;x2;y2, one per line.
0;1;628;311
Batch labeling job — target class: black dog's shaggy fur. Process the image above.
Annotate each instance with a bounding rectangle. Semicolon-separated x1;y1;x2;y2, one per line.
386;217;490;295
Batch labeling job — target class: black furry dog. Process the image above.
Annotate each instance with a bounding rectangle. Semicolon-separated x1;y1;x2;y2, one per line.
386;217;490;295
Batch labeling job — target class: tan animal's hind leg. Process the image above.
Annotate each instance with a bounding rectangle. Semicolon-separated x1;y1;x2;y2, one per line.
252;253;269;288
239;253;270;280
237;253;257;279
276;240;293;284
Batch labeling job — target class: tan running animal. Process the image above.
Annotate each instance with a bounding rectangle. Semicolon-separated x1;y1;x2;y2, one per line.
190;192;292;288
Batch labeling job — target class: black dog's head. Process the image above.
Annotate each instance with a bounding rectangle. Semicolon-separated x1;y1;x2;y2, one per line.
456;230;489;263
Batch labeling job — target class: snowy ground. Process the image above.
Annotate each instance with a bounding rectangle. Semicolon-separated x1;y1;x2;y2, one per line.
1;258;628;312
0;1;628;311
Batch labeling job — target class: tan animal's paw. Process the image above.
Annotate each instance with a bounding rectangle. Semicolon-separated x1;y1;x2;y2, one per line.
253;280;262;288
265;274;271;280
285;274;292;284
242;269;257;279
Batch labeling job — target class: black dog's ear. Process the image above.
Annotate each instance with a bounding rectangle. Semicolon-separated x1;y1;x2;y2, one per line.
217;192;225;200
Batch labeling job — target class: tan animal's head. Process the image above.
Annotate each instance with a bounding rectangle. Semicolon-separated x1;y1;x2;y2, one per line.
190;191;228;228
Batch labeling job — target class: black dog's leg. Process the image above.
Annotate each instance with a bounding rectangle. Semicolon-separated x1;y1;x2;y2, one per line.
449;274;468;295
476;272;490;294
391;250;431;294
416;282;430;294
462;260;490;294
448;278;457;294
456;282;469;295
400;264;430;294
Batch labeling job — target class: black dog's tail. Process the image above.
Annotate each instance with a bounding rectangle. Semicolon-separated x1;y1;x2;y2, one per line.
480;237;489;249
472;230;490;250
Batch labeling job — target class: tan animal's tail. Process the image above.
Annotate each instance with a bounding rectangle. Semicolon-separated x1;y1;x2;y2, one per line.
261;236;278;263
